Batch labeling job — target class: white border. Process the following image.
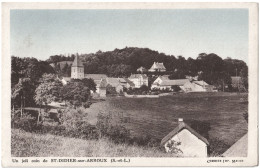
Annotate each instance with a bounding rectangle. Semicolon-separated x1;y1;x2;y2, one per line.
1;2;258;167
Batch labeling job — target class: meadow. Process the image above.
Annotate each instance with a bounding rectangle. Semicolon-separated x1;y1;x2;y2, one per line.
12;129;175;157
86;92;248;147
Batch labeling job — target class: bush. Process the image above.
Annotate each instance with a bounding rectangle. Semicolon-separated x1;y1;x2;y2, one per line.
11;110;39;132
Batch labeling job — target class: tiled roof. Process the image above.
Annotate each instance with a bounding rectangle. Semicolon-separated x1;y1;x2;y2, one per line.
124;78;135;87
85;74;108;81
72;55;83;67
161;121;209;146
106;78;122;87
129;74;148;79
160;79;189;86
193;81;209;86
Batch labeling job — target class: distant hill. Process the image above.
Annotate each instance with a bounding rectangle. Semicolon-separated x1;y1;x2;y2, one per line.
47;47;248;89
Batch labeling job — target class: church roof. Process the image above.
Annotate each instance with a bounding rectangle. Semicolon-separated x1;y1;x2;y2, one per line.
161;119;209;146
72;55;83;67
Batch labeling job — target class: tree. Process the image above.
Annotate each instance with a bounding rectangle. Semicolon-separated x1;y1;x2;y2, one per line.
34;73;62;107
12;78;35;115
60;80;91;108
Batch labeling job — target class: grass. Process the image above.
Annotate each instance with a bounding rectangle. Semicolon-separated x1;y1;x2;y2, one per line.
87;92;248;146
12;129;176;157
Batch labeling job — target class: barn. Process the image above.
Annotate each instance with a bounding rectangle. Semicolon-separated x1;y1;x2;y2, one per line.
161;118;209;157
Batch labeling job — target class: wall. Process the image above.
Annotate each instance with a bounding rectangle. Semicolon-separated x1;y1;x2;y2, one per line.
71;67;84;79
164;129;207;157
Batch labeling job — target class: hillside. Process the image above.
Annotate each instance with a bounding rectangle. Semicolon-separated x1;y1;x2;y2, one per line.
11;129;175;157
47;47;248;88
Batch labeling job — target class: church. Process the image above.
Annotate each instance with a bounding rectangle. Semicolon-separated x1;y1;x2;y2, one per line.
61;55;107;93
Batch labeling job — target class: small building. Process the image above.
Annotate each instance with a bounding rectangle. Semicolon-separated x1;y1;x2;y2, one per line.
231;76;242;88
85;74;108;93
137;66;147;73
161;118;209;157
151;79;189;91
105;78;125;93
99;79;107;97
123;78;135;88
128;74;148;88
183;80;210;92
222;133;248;157
148;62;166;72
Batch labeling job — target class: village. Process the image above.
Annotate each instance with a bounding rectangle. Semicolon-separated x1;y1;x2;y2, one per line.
30;55;246;158
60;55;244;98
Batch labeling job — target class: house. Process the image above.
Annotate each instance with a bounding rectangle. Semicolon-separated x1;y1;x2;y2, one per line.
222;133;247;157
123;78;135;88
99;79;107;97
151;75;170;87
161;118;209;157
231;76;242;88
85;74;108;93
148;62;166;72
105;78;125;93
128;74;148;88
151;79;189;90
183;80;210;92
137;66;147;73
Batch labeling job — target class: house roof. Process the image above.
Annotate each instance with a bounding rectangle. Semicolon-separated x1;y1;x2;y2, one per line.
124;78;135;87
160;79;189;86
49;108;58;113
193;80;209;86
159;75;170;80
161;121;209;146
150;62;166;70
222;133;248;157
129;74;148;79
72;55;83;67
84;74;108;81
106;78;122;87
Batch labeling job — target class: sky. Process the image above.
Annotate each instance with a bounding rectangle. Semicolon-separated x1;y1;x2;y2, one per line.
10;9;248;62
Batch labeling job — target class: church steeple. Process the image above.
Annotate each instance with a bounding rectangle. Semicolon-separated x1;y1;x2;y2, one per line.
71;55;84;79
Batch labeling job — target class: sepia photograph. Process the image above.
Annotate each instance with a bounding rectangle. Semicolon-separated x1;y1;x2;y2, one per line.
1;2;258;167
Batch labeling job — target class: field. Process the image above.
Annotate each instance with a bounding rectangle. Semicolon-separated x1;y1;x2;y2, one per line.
87;92;248;146
12;129;175;157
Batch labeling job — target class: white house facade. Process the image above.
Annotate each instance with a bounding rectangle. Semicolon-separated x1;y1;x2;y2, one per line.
161;118;209;157
128;74;148;88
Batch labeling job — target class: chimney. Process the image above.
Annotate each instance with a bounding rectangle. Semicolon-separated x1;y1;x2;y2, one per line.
178;118;184;123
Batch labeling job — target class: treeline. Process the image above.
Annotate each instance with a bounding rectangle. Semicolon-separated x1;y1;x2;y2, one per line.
48;47;248;90
12;47;248;91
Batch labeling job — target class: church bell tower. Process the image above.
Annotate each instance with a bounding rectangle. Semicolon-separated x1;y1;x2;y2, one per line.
71;55;84;79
